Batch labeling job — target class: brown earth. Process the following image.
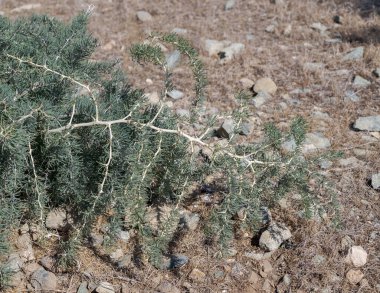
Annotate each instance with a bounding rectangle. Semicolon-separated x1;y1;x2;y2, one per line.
2;0;380;292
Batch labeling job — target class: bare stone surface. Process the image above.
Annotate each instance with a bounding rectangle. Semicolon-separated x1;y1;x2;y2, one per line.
253;78;277;95
259;222;292;251
346;246;368;267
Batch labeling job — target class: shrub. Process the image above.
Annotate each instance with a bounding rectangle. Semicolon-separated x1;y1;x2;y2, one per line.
0;9;337;280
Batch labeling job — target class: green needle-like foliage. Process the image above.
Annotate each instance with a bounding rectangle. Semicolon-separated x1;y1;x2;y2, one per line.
0;10;338;287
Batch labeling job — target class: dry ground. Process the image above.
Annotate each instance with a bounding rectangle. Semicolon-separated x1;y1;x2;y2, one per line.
2;0;380;292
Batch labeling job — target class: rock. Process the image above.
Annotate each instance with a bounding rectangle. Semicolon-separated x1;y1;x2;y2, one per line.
240;122;254;136
260;207;272;225
325;38;342;44
163;254;189;270
96;282;115;293
89;232;103;247
180;211;200;231
244;251;273;261
157;281;181;293
310;22;328;33
319;159;332;169
252;91;271;108
16;234;35;261
373;68;380;78
303;62;325;72
204;39;231;56
166;50;181;70
5;254;24;273
176;108;190;118
171;28;188;35
19;223;29;234
262;279;273;292
346;269;364;285
265;24;276;33
346;246;368;267
353;75;371;88
189;268;206;282
77;281;89;293
342;47;364;61
259;222;292;251
283;24;292;36
333;15;343;24
259;260;273;277
353;116;380;131
109;248;124;262
372;173;380;189
45;208;69;230
248;271;260;284
344;90;360;102
11;4;41;12
253;78;277;95
312;111;330;121
231;262;248;279
116;254;132;269
311;254;326;266
117;230;130;243
39;256;55;271
225;0;235;10
167;89;184;100
136;11;152;22
339;157;362;167
216;119;235;139
282;138;297;152
218;43;245;63
8;271;24;288
239;78;254;89
30;268;57;292
146;92;160;105
302;132;331;153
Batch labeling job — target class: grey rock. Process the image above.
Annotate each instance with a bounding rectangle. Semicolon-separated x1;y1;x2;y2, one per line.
282;138;297;152
239;77;254;89
204;39;231;56
290;88;311;95
39;256;55;271
89;232;103;247
5;254;24;273
45;208;69;230
310;22;328;33
372;173;380;189
157;281;180;293
319;159;332;169
136;11;152;22
31;268;57;292
353;75;371;88
166;50;181;70
216;119;235;139
342;47;364;61
303;132;331;153
96;282;115;293
117;230;130;243
109;248;124;262
353;115;380;131
77;281;89;293
259;222;292;251
324;38;342;44
312;111;330;120
252;91;271;108
373;68;380;78
231;263;248;279
171;28;187;35
339;156;362;167
218;43;245;63
225;0;235;10
312;254;326;265
16;234;35;261
239;122;254;136
19;223;29;234
254;78;277;95
116;254;132;269
344;90;360;102
260;207;272;225
180;211;200;231
265;24;276;33
303;62;325;72
167;89;184;100
189;268;206;282
163;254;189;270
176;108;190;118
